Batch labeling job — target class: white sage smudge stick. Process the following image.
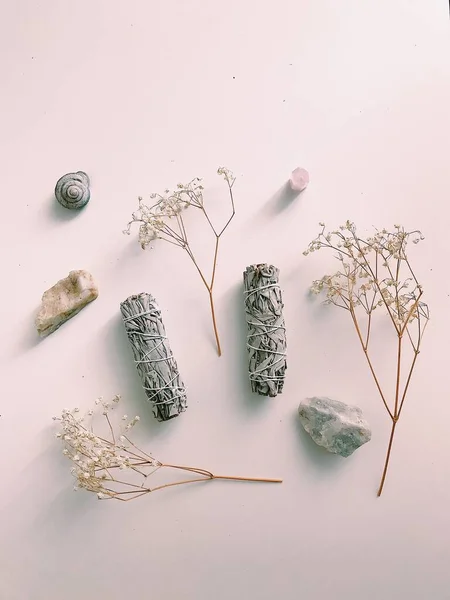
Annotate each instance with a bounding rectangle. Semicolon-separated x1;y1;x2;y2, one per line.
243;264;287;397
120;293;187;421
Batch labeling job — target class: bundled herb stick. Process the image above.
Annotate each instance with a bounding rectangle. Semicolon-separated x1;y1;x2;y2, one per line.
243;264;287;397
120;293;187;421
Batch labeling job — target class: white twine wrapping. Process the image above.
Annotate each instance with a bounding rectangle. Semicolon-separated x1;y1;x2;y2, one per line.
120;293;187;421
243;264;287;397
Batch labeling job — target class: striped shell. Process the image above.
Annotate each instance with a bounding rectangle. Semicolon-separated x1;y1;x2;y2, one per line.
55;171;90;209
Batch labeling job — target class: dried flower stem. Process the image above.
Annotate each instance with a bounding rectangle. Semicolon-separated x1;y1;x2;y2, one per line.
124;168;236;356
377;421;397;497
162;463;281;483
349;306;393;419
55;397;281;501
110;467;282;501
305;222;429;495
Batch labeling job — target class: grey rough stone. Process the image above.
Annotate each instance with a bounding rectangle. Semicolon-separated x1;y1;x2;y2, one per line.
298;396;371;457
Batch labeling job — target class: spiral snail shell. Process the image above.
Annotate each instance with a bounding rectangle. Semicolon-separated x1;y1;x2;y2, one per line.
55;171;90;209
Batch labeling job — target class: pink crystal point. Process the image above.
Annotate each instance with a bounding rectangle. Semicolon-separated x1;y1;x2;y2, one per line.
289;167;309;192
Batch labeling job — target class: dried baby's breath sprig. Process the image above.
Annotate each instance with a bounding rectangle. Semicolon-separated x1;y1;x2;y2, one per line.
305;222;429;496
124;168;236;357
54;395;281;501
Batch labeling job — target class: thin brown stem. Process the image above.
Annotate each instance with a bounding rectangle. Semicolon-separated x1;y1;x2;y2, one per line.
104;414;115;445
364;312;372;351
217;185;236;236
130;174;236;360
162;463;214;478
307;225;430;497
377;421;397;497
161;223;185;244
394;336;402;417
155;235;184;248
374;248;379;280
395;257;401;317
212;475;283;483
122;435;157;462
405;326;417;353
209;290;221;357
128;465;148;478
161;463;282;483
184;242;222;356
95;433;155;466
113;489;149;495
397;351;419;418
208;236;221;354
143;465;163;481
103;478;147;490
185;247;210;290
352;237;400;334
420;315;429;342
150;477;212;493
179;213;189;243
174;213;187;245
201;206;219;237
115;491;151;502
405;256;420;286
400;291;423;337
149;472;282;494
103;469;282;501
210;236;220;290
320;234;399;333
350;307;394;420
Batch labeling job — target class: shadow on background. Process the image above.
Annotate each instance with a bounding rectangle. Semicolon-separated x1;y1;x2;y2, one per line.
260;182;306;217
47;195;87;223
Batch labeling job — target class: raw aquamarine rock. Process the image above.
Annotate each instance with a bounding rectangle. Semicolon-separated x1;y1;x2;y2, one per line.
35;270;98;337
298;396;371;457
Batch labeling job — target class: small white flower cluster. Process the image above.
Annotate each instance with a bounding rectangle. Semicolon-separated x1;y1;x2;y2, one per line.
305;222;429;330
217;166;236;188
124;180;198;249
54;395;160;500
124;168;236;250
304;222;424;259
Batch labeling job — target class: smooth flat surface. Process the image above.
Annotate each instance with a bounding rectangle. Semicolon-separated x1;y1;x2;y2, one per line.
1;2;450;599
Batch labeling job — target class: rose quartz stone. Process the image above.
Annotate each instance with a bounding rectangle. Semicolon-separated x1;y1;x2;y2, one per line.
289;167;309;192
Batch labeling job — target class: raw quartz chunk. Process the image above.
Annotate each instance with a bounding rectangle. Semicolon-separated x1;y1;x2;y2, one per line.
35;270;99;337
